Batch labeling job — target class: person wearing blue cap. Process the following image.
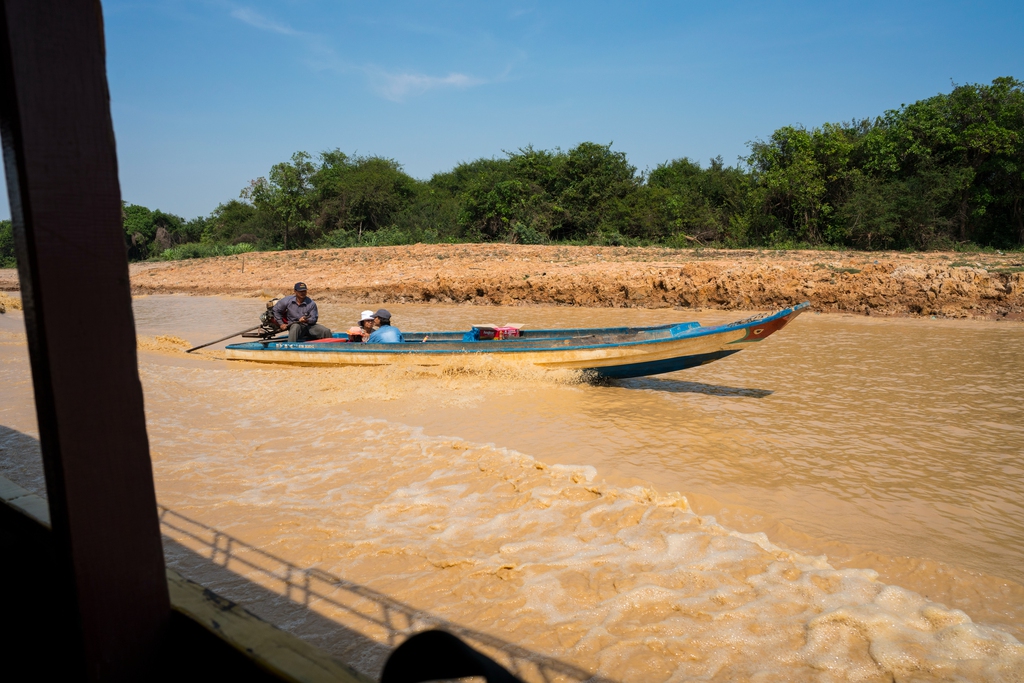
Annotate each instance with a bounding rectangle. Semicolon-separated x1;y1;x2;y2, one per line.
272;282;333;342
367;308;404;343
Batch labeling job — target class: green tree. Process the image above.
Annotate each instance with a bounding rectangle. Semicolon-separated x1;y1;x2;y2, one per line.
313;151;419;239
121;203;187;259
390;190;462;243
241;151;316;249
450;143;641;243
207;200;258;243
456;159;527;241
429;158;518;242
746;124;862;245
551;142;638;242
648;156;750;244
0;219;15;268
867;77;1024;246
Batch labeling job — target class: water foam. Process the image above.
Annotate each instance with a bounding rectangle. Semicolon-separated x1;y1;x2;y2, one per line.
344;430;1023;681
137;334;191;353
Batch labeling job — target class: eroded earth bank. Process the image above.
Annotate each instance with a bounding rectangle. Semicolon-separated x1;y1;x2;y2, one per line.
4;245;1020;318
125;245;1024;318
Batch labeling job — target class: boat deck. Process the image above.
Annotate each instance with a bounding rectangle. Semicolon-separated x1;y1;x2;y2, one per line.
231;321;707;354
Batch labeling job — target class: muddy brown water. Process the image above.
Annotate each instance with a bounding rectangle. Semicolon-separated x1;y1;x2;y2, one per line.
1;294;1023;681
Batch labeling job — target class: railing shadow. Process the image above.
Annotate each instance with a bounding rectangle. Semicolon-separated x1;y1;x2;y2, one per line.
160;506;609;683
610;377;773;398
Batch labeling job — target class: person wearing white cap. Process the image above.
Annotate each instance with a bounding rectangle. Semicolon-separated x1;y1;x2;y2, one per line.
347;310;376;342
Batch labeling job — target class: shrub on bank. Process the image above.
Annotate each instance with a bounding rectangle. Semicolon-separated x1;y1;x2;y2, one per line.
156;242;255;261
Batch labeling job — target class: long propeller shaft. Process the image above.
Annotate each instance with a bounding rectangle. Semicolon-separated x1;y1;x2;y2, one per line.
185;325;262;353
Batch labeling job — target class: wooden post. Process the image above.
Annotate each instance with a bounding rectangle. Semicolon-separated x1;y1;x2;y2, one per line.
0;1;170;679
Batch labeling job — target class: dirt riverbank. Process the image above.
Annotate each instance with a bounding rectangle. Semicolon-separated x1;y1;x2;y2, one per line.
3;245;1023;318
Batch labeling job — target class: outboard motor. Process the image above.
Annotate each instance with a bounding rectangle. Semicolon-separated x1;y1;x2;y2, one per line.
258;298;280;336
241;299;282;339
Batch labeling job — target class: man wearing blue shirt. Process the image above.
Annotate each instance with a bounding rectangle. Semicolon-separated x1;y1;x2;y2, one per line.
367;308;404;343
273;282;333;342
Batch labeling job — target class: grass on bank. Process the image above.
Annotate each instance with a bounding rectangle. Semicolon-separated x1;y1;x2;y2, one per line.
155;242;255;261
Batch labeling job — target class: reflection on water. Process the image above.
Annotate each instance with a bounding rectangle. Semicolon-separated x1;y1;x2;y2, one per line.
2;295;1023;681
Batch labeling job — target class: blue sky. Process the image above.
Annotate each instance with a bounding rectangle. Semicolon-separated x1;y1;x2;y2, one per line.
3;0;1023;219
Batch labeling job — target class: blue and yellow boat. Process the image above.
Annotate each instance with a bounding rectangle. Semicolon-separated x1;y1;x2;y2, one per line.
224;302;809;378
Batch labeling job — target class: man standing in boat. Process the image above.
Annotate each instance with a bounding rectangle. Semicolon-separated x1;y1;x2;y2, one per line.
273;282;333;342
367;308;404;343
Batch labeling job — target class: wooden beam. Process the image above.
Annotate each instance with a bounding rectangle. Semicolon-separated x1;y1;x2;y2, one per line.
168;570;373;683
0;1;170;678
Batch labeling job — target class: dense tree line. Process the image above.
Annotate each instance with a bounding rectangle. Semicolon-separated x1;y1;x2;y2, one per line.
1;77;1020;267
745;77;1024;249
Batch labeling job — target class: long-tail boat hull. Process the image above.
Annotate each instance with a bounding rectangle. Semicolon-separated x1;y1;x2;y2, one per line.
224;303;809;379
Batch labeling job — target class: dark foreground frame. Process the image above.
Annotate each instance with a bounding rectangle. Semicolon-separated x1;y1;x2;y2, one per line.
1;0;170;677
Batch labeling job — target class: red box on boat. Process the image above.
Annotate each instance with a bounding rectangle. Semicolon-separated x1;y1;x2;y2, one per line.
493;326;521;339
471;324;523;340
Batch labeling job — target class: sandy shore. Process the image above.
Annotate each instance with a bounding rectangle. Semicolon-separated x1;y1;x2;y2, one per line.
2;245;1023;318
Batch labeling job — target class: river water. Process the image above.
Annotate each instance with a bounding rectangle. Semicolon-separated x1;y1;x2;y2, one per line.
1;295;1023;681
